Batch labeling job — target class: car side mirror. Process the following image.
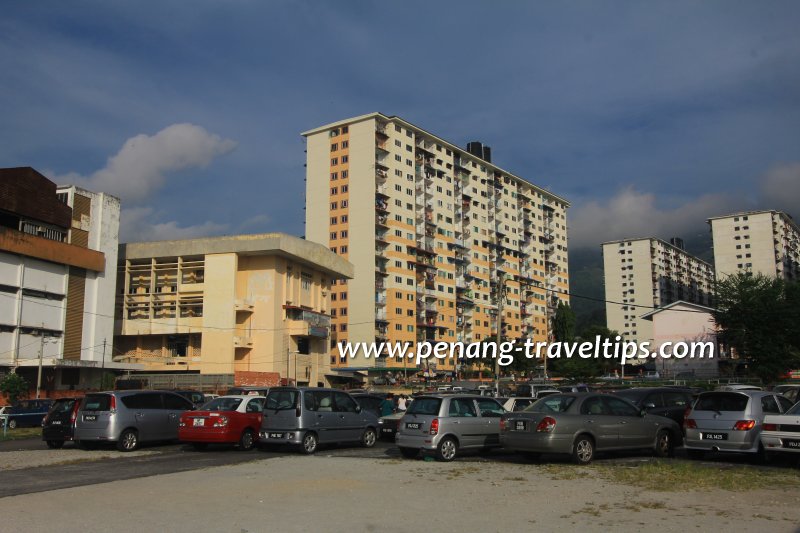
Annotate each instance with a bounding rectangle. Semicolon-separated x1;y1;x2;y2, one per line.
643;402;656;409
355;405;362;414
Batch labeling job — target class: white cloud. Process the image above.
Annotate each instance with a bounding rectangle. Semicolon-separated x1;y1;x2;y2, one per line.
569;187;744;249
57;123;236;203
120;207;229;243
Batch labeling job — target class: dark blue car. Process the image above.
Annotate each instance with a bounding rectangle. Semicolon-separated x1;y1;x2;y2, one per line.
3;399;54;429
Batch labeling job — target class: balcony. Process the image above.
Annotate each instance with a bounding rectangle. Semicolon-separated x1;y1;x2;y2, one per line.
234;299;254;312
233;336;253;349
375;294;387;306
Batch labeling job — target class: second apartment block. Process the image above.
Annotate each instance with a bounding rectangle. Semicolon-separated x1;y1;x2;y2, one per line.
304;113;570;372
602;238;715;344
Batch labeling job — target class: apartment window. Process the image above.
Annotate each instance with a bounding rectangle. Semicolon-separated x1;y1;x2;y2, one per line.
395;124;402;132
331;158;338;165
395;155;402;162
340;230;348;238
330;202;338;209
330;232;337;240
330;172;338;180
340;324;347;332
395;324;402;331
340;245;348;253
341;170;348;179
341;155;349;163
341;215;348;222
341;126;348;133
301;273;312;291
395;199;402;206
341;140;348;148
330;217;338;224
331;143;338;152
340;292;348;300
341;185;349;193
331;187;338;195
341;200;348;208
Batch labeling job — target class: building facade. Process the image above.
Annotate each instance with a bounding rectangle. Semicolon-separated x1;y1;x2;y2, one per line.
0;167;124;390
602;238;715;344
708;210;800;282
303;113;570;373
114;234;353;387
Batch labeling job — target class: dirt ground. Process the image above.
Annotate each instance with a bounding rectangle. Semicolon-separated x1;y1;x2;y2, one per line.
0;455;798;532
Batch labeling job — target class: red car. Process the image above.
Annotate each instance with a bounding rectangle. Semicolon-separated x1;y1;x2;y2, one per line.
179;395;265;451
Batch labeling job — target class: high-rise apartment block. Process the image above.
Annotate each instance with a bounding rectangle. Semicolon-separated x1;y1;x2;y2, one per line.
602;238;715;343
708;210;800;281
303;113;570;372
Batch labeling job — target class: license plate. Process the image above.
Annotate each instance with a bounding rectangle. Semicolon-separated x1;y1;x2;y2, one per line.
382;428;393;433
268;432;284;439
84;415;96;422
702;432;728;440
406;422;420;430
51;420;62;425
783;439;800;449
193;418;204;427
515;420;526;431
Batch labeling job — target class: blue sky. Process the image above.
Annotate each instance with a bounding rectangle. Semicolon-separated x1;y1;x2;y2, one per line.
2;1;799;248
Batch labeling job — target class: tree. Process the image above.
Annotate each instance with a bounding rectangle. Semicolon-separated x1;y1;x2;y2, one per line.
0;373;29;404
577;325;621;375
552;302;576;343
713;273;800;384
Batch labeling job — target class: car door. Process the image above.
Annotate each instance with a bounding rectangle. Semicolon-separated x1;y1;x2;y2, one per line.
605;396;652;448
447;398;482;449
123;393;164;441
777;395;794;414
475;398;504;446
309;390;337;443
244;397;264;431
333;392;362;442
578;396;618;449
660;391;691;426
162;393;194;440
641;392;668;419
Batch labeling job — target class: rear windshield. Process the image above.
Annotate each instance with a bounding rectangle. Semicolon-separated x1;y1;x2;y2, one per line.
787;402;800;415
82;394;112;412
407;398;442;415
50;399;77;414
265;390;299;411
201;397;243;412
526;396;575;413
694;393;749;412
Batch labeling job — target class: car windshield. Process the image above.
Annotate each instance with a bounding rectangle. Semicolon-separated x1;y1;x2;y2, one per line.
200;397;243;412
526;396;575;413
50;400;76;414
265;390;299;411
695;393;749;412
406;398;441;415
786;402;800;415
82;394;113;411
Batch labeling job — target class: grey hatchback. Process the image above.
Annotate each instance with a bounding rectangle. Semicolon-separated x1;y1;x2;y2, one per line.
74;390;195;451
395;395;506;461
258;387;379;454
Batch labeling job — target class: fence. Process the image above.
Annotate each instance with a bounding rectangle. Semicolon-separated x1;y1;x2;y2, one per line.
118;373;235;393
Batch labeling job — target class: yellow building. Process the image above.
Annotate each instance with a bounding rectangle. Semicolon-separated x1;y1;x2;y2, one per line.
303;113;571;374
113;233;353;386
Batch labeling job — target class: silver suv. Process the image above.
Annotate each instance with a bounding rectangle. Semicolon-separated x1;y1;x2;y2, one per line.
258;387;379;454
395;395;505;461
75;391;194;451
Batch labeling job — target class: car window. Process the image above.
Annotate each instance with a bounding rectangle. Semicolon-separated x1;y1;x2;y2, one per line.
49;400;76;414
787;402;800;415
476;399;504;417
245;399;263;413
266;390;299;411
334;392;359;413
191;393;205;404
784;389;799;403
449;398;477;417
694;393;749;412
407;398;441;415
605;397;640;417
163;393;193;411
761;395;781;414
202;397;243;411
776;395;793;412
580;397;609;416
643;393;665;408
123;393;162;410
82;394;113;411
529;396;575;413
663;392;689;407
512;399;534;411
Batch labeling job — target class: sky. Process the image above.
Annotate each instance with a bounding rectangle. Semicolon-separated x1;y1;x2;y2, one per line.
2;1;799;250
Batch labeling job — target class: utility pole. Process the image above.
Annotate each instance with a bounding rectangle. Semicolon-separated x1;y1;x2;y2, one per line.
494;274;505;396
543;289;549;382
100;338;107;389
36;329;45;399
286;347;290;385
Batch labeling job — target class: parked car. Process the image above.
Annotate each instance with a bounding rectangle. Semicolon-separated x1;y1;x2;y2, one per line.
715;384;762;392
203;393;220;402
502;397;537;412
516;384;559;396
612;387;692;428
395;395;505;461
179;395;265;451
558;385;591;393
760;400;800;458
350;393;386;418
227;386;271;396
171;390;206;409
41;397;82;448
683;390;794;460
1;399;53;429
372;376;396;386
258;387;379;454
644;371;661;380
499;393;680;465
75;390;195;451
378;410;406;441
773;385;800;404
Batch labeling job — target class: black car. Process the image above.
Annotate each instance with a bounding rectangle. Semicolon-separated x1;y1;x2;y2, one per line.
351;393;387;418
171;390;207;409
611;387;692;428
3;399;54;429
41;397;82;448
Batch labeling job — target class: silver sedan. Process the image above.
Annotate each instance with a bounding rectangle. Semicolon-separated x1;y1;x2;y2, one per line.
499;393;681;464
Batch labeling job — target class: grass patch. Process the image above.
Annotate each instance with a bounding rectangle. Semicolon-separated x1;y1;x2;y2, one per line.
596;462;800;492
0;427;41;441
539;464;592;480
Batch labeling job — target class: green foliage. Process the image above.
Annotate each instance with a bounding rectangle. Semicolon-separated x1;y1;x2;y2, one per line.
553;302;576;343
714;273;800;384
0;373;29;404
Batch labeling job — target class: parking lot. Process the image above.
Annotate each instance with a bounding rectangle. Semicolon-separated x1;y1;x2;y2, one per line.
0;437;799;532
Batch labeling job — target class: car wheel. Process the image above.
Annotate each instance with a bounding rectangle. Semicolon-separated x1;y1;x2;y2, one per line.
117;429;139;452
686;449;705;460
436;437;458;462
239;429;255;451
7;418;17;430
301;432;318;454
399;447;418;459
654;429;674;458
361;428;377;448
46;440;64;449
191;442;209;451
572;434;594;465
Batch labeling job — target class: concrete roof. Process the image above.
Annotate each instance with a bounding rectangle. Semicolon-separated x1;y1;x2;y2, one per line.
119;233;353;279
640;300;716;321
